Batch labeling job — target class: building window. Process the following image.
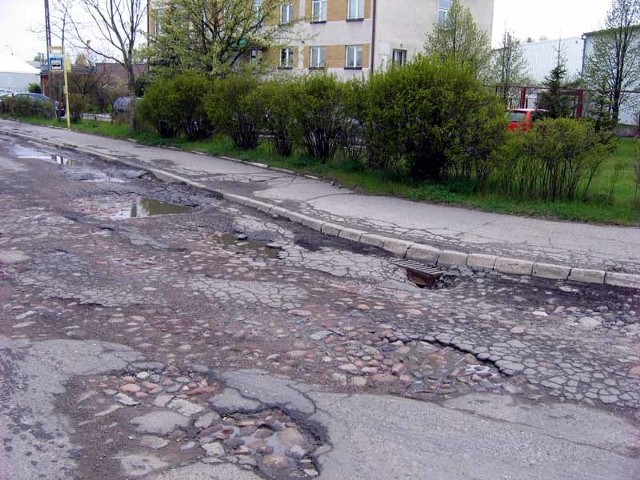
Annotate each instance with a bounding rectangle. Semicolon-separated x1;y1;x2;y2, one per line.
348;0;365;20
392;49;407;66
312;0;327;22
310;47;326;68
280;3;294;23
250;49;262;63
153;7;165;35
345;45;363;69
280;48;294;68
253;0;263;16
438;0;452;23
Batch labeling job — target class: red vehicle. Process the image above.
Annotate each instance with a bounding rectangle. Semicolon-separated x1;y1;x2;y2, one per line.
507;108;548;131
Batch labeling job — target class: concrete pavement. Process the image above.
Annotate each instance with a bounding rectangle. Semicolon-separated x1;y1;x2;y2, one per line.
1;119;639;288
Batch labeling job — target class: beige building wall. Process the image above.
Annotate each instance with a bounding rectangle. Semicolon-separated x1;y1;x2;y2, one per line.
147;0;495;79
374;0;494;72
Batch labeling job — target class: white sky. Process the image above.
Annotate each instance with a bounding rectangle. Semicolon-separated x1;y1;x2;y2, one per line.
0;0;615;61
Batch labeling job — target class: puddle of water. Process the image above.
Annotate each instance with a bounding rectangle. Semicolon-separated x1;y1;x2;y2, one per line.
111;198;191;220
51;154;75;166
218;234;280;259
11;146;78;166
12;145;51;160
83;176;126;184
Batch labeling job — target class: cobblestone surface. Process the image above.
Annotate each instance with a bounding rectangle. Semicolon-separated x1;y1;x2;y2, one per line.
1;138;639;478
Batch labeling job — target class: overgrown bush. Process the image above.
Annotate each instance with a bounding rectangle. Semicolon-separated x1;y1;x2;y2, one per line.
491;119;615;201
137;73;212;140
290;74;351;161
204;75;261;150
248;81;296;156
361;57;506;181
69;94;89;123
28;83;42;94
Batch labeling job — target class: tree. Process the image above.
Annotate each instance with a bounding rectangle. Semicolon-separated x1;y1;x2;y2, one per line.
492;31;528;105
146;0;294;76
585;0;640;124
538;46;577;119
68;0;147;129
424;0;492;78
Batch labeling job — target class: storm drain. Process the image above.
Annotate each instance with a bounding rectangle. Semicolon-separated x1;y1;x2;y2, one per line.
393;259;445;288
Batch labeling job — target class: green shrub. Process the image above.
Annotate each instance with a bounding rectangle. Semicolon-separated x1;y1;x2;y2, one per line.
248;81;296;156
204;75;261;150
290;74;351;161
69;94;89;123
361;56;506;181
491;119;615;201
28;83;42;94
137;72;212;140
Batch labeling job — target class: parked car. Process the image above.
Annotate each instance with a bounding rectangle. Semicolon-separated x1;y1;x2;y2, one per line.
0;92;57;117
112;96;138;114
507;108;548;131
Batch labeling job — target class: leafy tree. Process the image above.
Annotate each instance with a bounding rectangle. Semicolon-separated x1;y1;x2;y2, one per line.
68;0;148;129
424;0;492;79
585;0;640;124
492;31;528;105
146;0;294;76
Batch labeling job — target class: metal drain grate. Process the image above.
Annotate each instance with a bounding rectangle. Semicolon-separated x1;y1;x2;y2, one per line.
393;260;445;288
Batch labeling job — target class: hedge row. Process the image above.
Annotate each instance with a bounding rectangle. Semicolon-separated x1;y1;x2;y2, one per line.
134;57;615;200
137;57;508;182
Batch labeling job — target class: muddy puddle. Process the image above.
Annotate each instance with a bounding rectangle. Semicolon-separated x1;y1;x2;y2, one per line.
112;198;192;220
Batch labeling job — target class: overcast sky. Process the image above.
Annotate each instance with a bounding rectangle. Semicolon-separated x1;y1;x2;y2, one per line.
0;0;615;61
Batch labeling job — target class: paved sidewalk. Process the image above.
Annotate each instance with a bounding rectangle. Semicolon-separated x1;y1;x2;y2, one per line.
2;119;639;283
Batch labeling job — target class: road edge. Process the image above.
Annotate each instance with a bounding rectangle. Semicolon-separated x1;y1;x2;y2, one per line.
6;128;640;291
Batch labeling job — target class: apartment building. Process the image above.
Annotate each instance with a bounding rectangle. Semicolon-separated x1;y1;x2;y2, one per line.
148;0;495;79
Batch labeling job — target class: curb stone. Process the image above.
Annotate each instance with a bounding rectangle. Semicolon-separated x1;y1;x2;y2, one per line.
437;250;468;267
4;127;640;291
495;258;534;276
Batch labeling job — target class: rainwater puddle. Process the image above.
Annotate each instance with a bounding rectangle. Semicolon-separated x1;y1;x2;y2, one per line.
216;234;280;259
51;154;75;166
13;145;52;161
12;145;77;166
111;198;192;220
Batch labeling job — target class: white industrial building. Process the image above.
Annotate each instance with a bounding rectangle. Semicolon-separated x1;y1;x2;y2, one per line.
0;53;41;93
520;35;639;127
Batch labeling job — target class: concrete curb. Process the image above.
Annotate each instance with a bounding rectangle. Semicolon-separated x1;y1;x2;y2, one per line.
5;128;640;291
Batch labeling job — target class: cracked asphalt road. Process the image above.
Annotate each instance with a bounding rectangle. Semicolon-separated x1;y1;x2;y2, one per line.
0;134;639;479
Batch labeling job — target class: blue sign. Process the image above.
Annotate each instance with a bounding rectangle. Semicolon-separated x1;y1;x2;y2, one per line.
49;54;63;72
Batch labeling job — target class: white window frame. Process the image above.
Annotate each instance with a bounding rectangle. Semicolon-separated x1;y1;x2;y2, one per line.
250;48;262;63
438;0;452;23
345;45;363;69
392;49;407;66
310;46;326;68
280;47;294;68
312;0;327;22
280;3;294;23
347;0;365;20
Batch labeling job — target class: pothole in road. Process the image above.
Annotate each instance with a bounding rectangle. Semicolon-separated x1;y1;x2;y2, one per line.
64;365;325;480
111;198;192;220
212;233;281;259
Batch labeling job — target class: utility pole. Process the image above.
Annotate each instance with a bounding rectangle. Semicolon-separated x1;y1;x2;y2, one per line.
44;0;53;100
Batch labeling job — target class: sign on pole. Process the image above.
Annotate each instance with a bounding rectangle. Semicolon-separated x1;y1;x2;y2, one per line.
49;46;64;73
